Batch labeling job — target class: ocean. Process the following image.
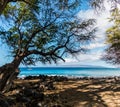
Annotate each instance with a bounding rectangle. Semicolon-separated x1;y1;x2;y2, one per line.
19;67;120;78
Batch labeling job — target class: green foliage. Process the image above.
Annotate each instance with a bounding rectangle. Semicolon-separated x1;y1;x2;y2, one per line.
90;0;120;12
0;0;96;65
103;8;120;64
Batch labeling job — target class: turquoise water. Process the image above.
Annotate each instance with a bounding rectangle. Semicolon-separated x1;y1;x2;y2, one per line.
19;67;120;78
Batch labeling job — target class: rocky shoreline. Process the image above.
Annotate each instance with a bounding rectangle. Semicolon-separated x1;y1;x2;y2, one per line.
0;75;68;107
1;75;120;107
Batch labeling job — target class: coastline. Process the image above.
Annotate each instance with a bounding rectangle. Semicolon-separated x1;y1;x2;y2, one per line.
18;74;120;80
19;67;120;78
1;75;120;107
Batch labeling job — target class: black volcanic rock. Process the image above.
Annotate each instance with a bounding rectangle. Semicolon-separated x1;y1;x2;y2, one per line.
0;94;10;107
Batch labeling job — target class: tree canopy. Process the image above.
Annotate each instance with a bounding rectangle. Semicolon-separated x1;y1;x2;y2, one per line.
0;0;80;15
1;0;119;66
103;8;120;65
0;0;96;66
0;0;40;14
0;0;97;92
90;0;120;65
91;0;120;11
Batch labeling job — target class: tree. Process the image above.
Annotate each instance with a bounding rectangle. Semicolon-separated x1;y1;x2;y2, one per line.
0;0;96;92
0;0;71;15
89;0;120;65
103;8;120;65
1;0;119;15
0;0;40;14
90;0;120;11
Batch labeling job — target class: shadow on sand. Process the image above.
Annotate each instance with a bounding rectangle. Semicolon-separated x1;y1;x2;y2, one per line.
2;77;120;107
47;78;120;107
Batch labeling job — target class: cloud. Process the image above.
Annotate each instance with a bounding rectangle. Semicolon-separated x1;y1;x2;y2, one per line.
58;0;115;67
78;1;113;37
87;42;106;49
76;0;113;51
58;50;103;65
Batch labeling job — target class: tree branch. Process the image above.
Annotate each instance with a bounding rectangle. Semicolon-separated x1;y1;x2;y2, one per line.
24;15;60;51
0;0;9;14
53;53;65;62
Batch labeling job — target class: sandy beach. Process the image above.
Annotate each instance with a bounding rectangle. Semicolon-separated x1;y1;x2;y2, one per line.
1;75;120;107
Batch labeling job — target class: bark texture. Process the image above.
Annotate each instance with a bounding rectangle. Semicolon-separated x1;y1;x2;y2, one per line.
0;57;22;93
0;0;9;14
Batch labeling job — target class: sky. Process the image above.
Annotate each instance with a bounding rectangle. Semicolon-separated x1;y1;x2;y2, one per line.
53;0;116;68
60;0;114;68
0;0;119;68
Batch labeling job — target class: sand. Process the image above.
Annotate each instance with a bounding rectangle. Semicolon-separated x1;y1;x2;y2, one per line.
2;76;120;107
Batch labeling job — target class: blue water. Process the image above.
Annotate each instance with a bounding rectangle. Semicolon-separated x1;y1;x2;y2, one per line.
19;67;120;78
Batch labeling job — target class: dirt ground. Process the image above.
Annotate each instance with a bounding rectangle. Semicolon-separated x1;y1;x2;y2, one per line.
52;79;120;107
4;76;120;107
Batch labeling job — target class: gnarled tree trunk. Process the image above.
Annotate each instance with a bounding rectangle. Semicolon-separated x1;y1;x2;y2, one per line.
0;57;23;93
0;0;9;14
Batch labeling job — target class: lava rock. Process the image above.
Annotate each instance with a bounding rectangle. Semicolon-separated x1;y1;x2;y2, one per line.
32;92;44;101
45;82;55;90
16;94;31;103
23;88;34;97
0;95;10;107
